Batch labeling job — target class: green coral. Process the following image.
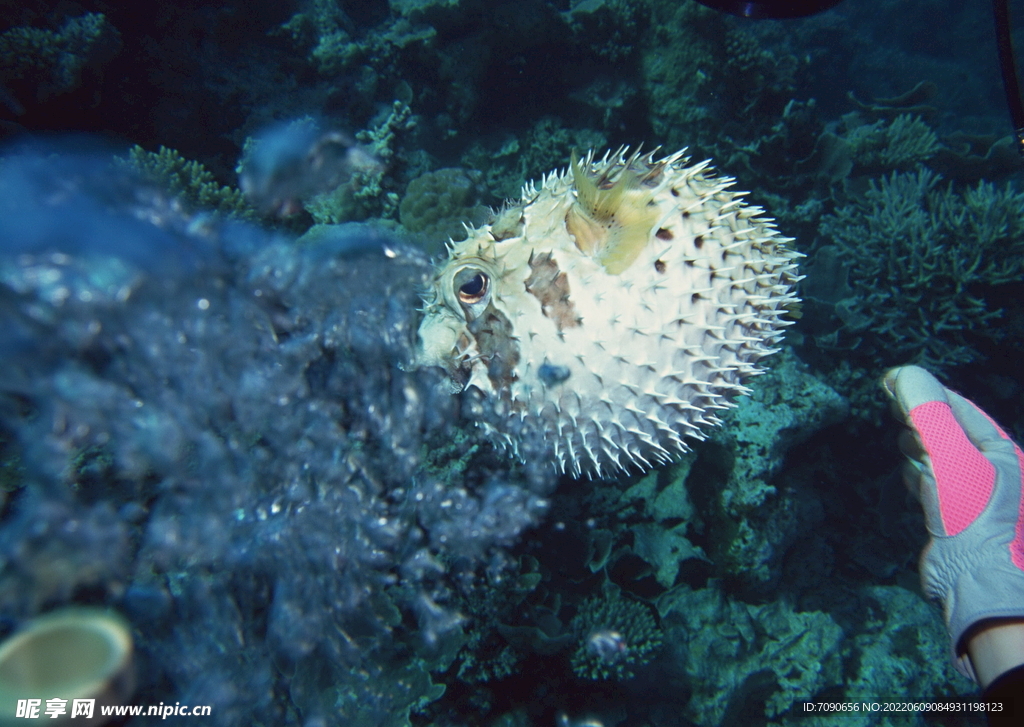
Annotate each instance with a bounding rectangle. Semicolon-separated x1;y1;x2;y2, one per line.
329;658;446;727
306;101;414;223
460;117;605;201
578;459;708;588
0;13;120;101
453;556;544;685
569;584;663;681
118;146;252;219
820;169;1024;370
679;348;846;594
658;583;844;725
399;168;491;253
565;0;649;63
843;113;940;171
280;0;435;77
640;3;801;155
844;586;976;722
640;3;720;151
571;350;846;596
279;0;360;76
657;581;976;726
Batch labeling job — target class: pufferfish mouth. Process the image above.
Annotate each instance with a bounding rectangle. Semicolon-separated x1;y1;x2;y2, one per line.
413;309;475;388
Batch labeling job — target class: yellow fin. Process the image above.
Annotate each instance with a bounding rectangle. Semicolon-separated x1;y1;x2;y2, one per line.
566;152;661;275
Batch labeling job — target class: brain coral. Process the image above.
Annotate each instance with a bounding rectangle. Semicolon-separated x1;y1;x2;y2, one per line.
399;168;491;253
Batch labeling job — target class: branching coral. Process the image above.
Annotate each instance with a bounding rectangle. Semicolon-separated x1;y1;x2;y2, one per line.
119;145;252;218
0;14;120;104
820;169;1024;369
306;101;414;223
842;113;940;172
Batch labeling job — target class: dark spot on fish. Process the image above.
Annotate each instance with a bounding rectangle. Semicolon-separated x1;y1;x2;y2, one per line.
538;361;571;386
656;228;673;241
525;252;579;332
694;235;704;249
468;308;519;391
654;259;666;273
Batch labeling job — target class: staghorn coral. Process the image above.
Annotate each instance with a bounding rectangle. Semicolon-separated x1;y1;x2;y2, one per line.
0;13;120;105
118;145;253;218
306;101;414;223
820;168;1024;370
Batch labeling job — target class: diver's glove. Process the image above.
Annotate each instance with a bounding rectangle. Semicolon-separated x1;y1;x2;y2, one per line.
883;365;1024;681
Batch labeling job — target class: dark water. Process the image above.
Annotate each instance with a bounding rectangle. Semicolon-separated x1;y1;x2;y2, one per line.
1;0;1022;725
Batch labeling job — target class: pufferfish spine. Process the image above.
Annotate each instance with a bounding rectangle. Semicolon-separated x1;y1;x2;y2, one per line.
415;148;803;478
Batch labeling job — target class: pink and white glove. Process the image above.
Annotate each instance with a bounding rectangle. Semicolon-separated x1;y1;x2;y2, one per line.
883;365;1024;681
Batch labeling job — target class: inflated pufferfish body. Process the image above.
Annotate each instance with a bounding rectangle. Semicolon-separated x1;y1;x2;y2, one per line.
415;148;802;478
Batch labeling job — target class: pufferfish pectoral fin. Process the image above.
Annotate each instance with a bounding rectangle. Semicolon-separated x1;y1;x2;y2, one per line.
566;151;663;275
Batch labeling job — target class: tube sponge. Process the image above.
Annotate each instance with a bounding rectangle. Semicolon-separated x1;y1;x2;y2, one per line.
0;608;134;726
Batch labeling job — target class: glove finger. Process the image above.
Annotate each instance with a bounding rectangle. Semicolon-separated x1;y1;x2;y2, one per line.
883;365;1011;456
882;365;996;537
945;390;1014;450
882;365;950;421
882;364;951;475
896;428;927;501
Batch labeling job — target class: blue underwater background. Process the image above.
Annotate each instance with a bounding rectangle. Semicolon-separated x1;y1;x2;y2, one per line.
1;0;1023;725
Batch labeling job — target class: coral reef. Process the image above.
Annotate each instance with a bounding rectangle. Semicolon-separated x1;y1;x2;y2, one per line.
459;117;607;203
2;0;1021;722
657;580;975;726
0;13;120;107
564;347;846;602
818;169;1024;371
844;586;975;722
840;113;940;172
399;167;491;253
568;584;663;681
659;582;845;725
641;2;804;159
306;101;416;223
703;348;848;592
118;145;252;218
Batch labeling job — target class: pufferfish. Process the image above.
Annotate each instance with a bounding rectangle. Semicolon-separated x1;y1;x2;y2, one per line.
415;148;802;478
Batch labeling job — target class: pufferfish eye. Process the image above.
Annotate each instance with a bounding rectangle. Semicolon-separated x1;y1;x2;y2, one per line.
454;268;489;305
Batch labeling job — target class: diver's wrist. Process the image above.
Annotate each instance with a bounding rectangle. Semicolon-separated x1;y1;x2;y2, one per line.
965;618;1024;688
